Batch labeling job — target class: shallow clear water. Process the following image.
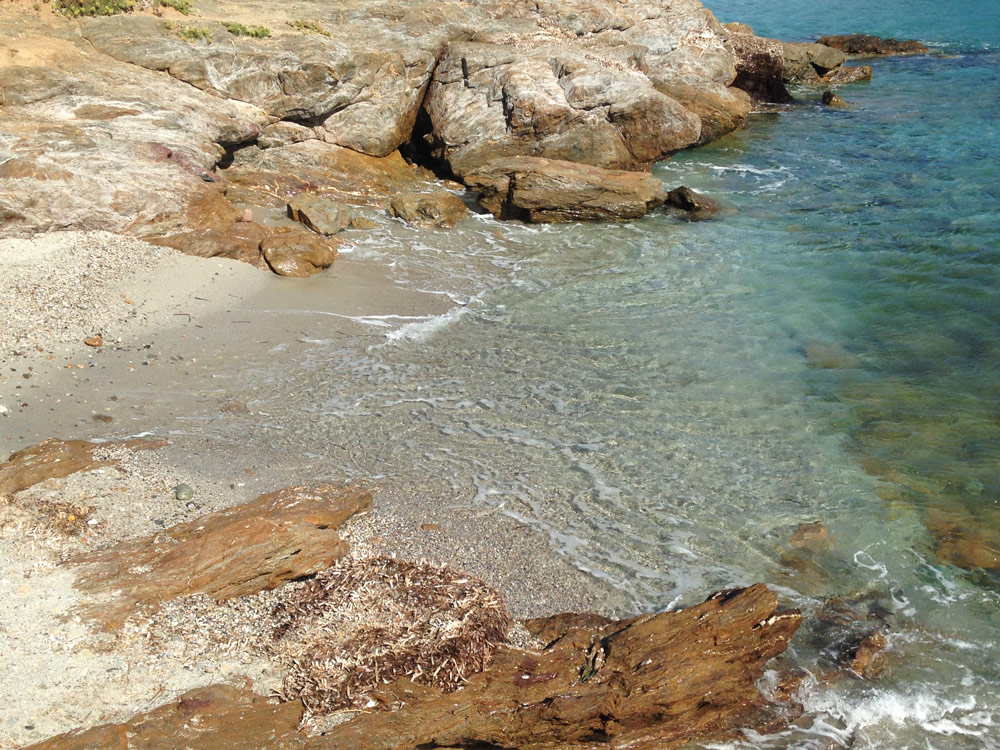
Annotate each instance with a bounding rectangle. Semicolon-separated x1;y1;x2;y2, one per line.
224;2;1000;746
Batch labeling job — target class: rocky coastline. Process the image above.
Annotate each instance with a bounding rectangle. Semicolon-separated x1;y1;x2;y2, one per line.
0;0;930;746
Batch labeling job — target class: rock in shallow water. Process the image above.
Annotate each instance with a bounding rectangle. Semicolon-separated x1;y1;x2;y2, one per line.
388;191;468;228
465;156;667;223
817;34;930;56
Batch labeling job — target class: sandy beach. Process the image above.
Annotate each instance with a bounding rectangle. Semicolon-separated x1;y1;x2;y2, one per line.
0;231;618;748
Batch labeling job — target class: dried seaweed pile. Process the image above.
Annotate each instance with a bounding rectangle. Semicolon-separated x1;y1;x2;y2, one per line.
269;556;511;717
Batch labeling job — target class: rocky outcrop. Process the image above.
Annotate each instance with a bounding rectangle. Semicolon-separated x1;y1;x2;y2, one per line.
817;34;930;56
68;484;371;628
388;191;469;227
31;584;801;750
80;14;453;158
465;156;668;222
421;42;703;178
28;684;307;750
726;29;793;103
779;41;848;83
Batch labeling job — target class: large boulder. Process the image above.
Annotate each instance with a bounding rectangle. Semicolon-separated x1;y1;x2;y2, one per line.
388;191;469;227
422;42;702;178
465;156;667;223
779;41;848;82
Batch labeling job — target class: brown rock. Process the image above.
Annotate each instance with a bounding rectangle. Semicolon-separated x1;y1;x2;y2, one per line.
0;437;166;499
260;229;340;278
69;484;372;628
83;334;103;348
789;521;833;554
850;632;889;678
27;684;307;750
821;65;873;84
287;193;355;235
817;34;930;56
388;191;468;228
31;584;801;750
465;156;667;223
665;186;722;220
822;89;850;108
317;584;800;749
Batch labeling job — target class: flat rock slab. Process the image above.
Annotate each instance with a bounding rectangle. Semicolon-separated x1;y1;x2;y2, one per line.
0;437;167;498
319;583;800;748
816;34;930;56
31;584;800;749
69;484;372;628
466;156;667;222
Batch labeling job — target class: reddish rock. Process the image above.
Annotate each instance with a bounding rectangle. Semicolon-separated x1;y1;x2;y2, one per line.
260;229;340;278
817;35;930;56
789;521;833;554
388;191;468;228
32;585;801;750
317;584;800;749
465;156;667;223
821;65;873;84
69;484;372;628
83;334;103;348
287;193;355;235
822;89;850;108
0;437;166;498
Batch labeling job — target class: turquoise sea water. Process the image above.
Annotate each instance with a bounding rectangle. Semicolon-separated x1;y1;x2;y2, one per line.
228;2;1000;746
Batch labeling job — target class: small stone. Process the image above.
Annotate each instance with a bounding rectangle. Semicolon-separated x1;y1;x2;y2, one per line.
83;334;104;348
420;523;440;531
174;483;194;501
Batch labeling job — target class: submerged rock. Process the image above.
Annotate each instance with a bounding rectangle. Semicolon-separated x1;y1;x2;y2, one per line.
465;156;667;223
817;34;930;56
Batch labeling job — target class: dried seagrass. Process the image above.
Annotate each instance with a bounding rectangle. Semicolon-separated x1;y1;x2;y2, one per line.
270;556;510;718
